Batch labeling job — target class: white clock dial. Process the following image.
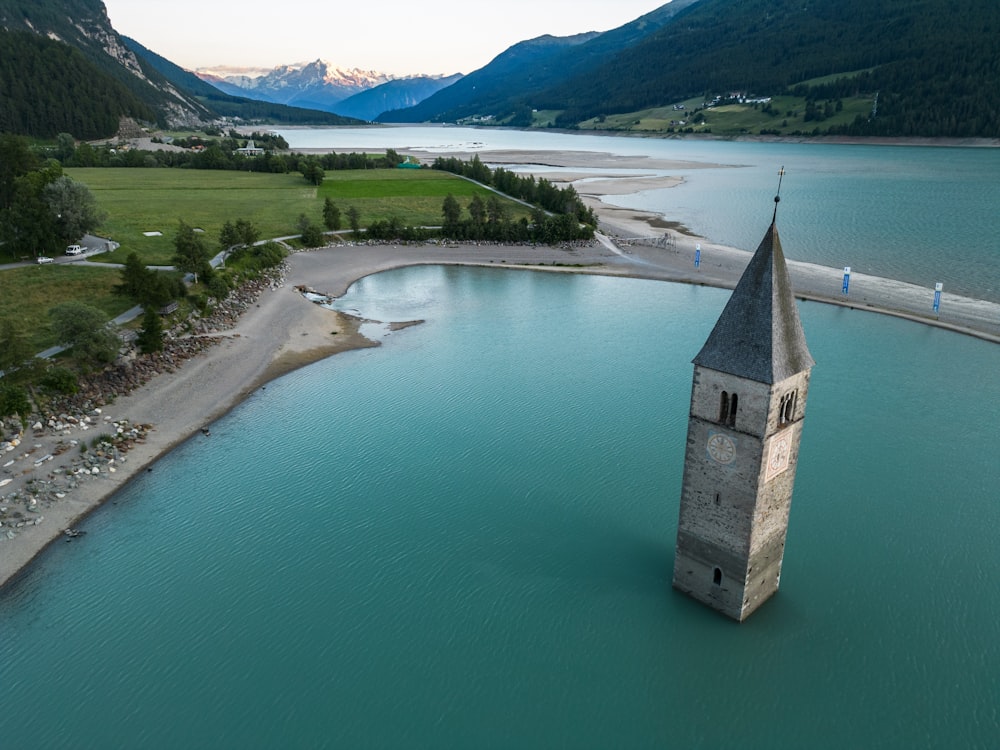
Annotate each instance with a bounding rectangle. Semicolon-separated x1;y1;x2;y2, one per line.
707;433;736;464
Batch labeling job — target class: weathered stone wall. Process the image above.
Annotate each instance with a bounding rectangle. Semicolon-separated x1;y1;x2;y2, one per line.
673;366;812;621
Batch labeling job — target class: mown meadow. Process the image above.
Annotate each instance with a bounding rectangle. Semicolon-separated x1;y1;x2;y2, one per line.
8;167;521;352
67;167;510;266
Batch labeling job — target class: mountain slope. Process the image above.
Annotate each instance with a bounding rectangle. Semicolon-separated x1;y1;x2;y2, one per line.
0;30;156;138
125;39;364;126
544;0;1000;136
0;0;212;129
379;0;701;123
334;74;463;121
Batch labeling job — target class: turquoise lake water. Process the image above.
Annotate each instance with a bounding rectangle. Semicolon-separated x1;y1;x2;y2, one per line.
2;264;998;749
3;131;1000;747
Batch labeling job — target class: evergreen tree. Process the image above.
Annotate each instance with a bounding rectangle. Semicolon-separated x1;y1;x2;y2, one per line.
441;194;461;236
137;308;164;354
323;198;342;230
347;206;361;235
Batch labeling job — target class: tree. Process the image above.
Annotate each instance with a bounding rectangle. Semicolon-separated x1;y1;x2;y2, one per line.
172;221;213;284
235;218;259;247
49;302;120;369
0;383;31;424
322;197;341;230
219;218;259;255
44;176;105;243
136;308;164;354
346;206;361;235
0;161;63;258
0;134;39;211
486;195;509;225
441;194;461;235
0;317;32;372
301;160;325;186
116;252;150;301
296;214;324;247
54;132;76;163
468;195;486;226
219;220;241;252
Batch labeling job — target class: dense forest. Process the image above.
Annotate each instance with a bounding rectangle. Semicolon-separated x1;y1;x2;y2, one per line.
0;32;156;139
0;0;361;138
544;0;1000;137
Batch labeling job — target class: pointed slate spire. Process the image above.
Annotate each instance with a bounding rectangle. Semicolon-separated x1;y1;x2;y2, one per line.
692;214;814;385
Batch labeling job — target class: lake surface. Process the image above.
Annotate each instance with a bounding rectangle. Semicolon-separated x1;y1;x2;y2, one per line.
2;263;998;749
283;125;1000;302
2;130;999;748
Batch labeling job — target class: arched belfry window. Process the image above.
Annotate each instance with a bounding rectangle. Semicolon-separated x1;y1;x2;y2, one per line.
719;392;738;427
779;391;797;426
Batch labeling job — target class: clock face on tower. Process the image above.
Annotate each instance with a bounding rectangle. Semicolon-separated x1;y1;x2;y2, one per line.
707;432;736;465
765;432;792;481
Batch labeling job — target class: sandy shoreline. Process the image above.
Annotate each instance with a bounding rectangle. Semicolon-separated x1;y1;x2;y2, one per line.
3;154;999;590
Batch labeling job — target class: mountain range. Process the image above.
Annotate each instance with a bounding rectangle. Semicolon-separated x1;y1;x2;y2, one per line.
2;0;1000;140
195;61;462;122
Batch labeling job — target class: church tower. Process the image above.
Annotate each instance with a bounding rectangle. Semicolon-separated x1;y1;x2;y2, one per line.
672;182;814;622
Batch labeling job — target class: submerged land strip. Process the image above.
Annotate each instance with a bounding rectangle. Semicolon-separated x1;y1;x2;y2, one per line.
2;148;998;590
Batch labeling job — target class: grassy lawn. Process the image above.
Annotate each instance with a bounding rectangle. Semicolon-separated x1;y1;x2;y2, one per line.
1;167;526;353
67;169;322;265
0;265;133;352
320;169;531;227
67;168;517;265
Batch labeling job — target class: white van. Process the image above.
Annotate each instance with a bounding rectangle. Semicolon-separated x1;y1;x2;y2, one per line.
65;244;83;255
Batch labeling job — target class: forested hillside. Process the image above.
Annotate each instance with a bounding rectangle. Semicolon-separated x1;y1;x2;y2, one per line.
380;0;700;124
0;32;156;139
0;0;362;138
544;0;1000;137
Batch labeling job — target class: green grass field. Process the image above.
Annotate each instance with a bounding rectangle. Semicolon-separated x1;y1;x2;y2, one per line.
0;265;133;352
577;93;874;136
1;167;524;355
67;167;511;266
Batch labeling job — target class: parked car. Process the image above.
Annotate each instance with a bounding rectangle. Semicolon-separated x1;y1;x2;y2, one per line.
37;256;54;264
65;244;83;255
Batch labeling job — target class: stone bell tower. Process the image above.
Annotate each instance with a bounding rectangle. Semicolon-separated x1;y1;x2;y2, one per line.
672;182;814;622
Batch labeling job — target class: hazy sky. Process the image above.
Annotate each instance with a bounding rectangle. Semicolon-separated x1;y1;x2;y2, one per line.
102;0;672;75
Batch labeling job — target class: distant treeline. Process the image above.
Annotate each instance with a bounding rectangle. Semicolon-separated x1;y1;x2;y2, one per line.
56;134;407;173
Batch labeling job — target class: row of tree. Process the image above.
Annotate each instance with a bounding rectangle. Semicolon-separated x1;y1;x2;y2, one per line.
431;155;597;228
441;194;592;243
53;135;405;178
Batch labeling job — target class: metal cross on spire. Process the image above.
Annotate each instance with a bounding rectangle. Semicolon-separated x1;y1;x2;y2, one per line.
773;166;785;222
